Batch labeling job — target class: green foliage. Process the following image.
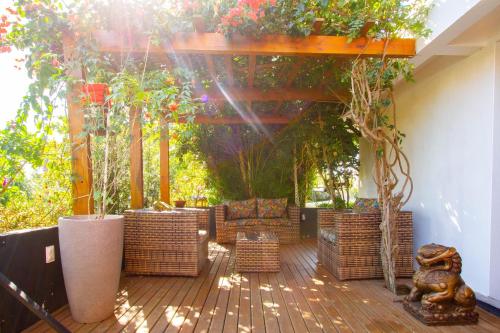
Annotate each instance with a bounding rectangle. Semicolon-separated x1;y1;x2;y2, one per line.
1;0;431;230
283;103;360;203
0;124;72;233
177;123;306;203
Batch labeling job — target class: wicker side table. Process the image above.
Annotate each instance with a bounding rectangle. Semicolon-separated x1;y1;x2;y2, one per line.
236;231;280;272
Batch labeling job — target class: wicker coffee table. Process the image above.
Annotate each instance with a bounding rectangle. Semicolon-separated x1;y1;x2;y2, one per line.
236;231;280;272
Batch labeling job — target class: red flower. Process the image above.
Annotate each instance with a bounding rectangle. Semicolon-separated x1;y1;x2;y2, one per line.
6;8;17;15
0;45;12;53
168;102;179;112
51;58;60;67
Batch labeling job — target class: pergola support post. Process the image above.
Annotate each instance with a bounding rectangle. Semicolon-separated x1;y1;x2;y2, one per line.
160;119;170;204
129;107;144;209
64;35;94;215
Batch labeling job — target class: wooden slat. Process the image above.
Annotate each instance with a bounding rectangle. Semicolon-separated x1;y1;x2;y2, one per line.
129;107;144;209
172;115;292;125
247;55;256;88
312;18;325;35
93;31;416;57
63;35;94;215
224;55;234;86
196;87;348;102
159;118;170;204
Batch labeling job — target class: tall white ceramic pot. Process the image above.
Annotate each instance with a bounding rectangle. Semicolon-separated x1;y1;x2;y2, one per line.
58;215;124;323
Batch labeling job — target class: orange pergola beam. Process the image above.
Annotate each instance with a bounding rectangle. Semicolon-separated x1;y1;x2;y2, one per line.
173;115;292;125
93;31;416;57
195;87;349;102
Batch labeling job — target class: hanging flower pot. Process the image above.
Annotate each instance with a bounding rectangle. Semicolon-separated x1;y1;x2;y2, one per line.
81;83;110;136
81;83;110;106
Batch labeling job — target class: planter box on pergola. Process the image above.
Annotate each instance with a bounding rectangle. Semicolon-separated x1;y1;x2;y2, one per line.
63;22;416;215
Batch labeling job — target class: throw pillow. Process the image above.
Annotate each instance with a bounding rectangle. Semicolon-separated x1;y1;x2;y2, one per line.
352;198;380;213
257;198;288;218
226;198;257;220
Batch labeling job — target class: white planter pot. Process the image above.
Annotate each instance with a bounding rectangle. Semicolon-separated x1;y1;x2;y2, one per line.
58;215;124;323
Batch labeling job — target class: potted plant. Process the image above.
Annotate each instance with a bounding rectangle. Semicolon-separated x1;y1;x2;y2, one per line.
174;198;187;208
58;81;124;323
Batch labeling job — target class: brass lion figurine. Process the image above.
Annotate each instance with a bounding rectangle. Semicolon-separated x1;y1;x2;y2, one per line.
403;243;479;325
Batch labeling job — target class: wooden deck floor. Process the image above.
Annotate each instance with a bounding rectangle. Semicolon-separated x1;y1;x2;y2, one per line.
25;240;500;333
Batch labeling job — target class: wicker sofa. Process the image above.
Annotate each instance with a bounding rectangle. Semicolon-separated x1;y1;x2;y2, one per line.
318;209;414;280
215;202;300;244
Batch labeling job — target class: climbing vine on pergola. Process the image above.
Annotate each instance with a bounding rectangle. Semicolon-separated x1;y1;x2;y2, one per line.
3;0;431;294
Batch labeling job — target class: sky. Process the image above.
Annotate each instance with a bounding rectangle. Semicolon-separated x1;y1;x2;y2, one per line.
0;0;29;127
0;51;29;127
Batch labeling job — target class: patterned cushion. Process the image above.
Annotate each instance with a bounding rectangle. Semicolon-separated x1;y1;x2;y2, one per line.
352;198;380;213
320;229;336;244
226;199;257;220
257;198;288;218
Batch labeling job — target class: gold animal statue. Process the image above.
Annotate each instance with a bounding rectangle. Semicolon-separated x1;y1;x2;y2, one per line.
153;200;173;211
403;243;479;325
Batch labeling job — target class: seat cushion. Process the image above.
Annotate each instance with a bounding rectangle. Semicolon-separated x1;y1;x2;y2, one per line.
261;218;290;226
226;219;261;227
226;198;257;220
257;198;288;218
320;229;337;244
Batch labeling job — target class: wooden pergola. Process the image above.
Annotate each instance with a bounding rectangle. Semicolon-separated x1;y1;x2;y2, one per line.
64;20;415;215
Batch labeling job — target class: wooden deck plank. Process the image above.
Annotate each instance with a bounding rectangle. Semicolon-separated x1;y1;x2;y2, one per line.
281;263;323;333
156;245;222;333
178;246;227;333
292;243;405;332
266;272;295;333
294;242;409;332
134;278;186;332
221;270;241;333
284;244;346;332
237;273;252;333
24;240;500;333
258;273;280;333
165;250;220;333
272;269;311;333
191;245;232;333
208;247;236;333
249;273;266;332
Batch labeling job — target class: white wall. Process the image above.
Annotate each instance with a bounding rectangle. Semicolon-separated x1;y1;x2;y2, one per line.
359;45;497;297
490;41;500;302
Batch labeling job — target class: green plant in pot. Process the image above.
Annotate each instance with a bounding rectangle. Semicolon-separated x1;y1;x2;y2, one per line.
58;80;126;323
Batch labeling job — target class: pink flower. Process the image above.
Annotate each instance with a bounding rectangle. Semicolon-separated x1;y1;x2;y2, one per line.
2;177;9;187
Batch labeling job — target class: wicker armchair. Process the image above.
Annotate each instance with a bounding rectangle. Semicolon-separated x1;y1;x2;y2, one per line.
317;209;413;280
215;205;300;244
124;209;209;276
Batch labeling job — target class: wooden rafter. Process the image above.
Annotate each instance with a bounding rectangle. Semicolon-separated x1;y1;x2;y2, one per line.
194;87;348;102
93;31;416;57
172;114;293;125
224;55;234;86
312;18;324;35
248;55;256;88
